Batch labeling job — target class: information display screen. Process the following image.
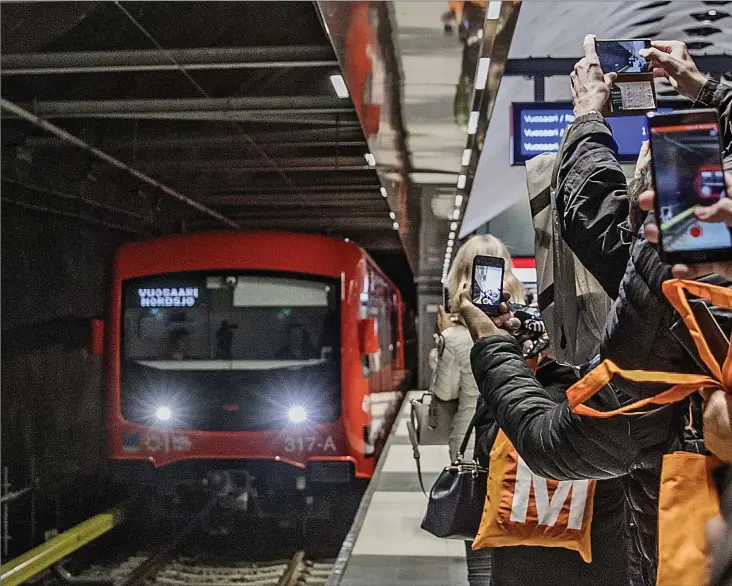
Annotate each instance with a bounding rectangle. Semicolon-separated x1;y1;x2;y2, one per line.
511;102;673;165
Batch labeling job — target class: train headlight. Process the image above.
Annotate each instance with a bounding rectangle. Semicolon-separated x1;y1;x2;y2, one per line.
155;406;172;421
287;405;307;424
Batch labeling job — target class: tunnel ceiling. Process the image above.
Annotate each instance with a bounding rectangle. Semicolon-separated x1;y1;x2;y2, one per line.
1;2;412;290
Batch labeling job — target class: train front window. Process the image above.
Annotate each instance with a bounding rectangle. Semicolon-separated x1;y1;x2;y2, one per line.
120;272;341;431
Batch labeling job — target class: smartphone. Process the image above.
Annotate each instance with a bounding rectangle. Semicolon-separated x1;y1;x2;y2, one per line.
648;109;732;264
443;287;450;310
595;39;651;74
471;255;505;316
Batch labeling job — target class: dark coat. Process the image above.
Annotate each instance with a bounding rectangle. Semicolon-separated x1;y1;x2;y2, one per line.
472;348;633;586
552;78;732;585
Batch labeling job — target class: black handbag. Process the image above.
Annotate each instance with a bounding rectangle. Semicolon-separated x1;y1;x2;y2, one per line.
419;406;488;541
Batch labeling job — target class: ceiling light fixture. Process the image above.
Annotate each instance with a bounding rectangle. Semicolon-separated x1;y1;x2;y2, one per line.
486;1;502;20
329;74;349;98
462;149;472;166
452;209;461;220
380;186;387;198
364;153;376;167
447;238;454;247
457;175;467;189
448;231;456;239
455;195;463;207
389;211;396;220
468;111;479;135
450;222;458;231
476;57;491;90
393;221;399;230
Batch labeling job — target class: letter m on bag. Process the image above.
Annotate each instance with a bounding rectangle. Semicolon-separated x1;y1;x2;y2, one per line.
509;457;590;530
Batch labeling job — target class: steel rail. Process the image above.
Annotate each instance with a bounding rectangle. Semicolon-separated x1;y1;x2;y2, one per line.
278;551;307;586
121;497;217;586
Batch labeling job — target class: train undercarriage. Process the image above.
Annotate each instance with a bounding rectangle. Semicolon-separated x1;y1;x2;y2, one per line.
112;459;367;543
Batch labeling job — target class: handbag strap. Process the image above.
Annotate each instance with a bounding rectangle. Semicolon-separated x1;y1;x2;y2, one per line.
456;401;489;461
406;414;428;495
408;398;488;495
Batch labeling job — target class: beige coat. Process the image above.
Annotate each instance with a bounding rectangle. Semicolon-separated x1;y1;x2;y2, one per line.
429;324;478;461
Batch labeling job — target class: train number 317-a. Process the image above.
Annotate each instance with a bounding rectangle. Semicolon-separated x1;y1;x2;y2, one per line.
283;435;337;453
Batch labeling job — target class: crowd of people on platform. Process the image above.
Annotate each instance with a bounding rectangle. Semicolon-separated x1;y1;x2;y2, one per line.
427;36;732;586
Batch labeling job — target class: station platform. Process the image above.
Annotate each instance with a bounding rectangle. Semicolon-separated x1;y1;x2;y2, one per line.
329;391;469;586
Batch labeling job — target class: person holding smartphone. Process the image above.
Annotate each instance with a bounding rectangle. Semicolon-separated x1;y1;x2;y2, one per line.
431;234;523;586
536;35;732;584
641;41;732;164
637;174;732;464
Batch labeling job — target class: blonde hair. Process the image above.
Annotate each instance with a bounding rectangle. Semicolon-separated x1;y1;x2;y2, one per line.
446;234;524;312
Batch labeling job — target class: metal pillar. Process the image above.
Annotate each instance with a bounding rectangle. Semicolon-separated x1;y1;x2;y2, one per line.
534;76;546;102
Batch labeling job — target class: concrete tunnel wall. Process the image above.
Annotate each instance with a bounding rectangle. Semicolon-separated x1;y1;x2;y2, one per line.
2;201;130;555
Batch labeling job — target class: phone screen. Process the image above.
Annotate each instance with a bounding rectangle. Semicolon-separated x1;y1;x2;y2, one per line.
650;116;731;256
443;287;450;310
595;39;650;74
472;261;504;315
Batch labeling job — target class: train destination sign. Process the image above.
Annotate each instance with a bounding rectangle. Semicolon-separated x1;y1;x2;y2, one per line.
138;287;200;307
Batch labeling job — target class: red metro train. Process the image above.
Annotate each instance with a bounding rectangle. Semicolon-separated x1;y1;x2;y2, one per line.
108;231;408;526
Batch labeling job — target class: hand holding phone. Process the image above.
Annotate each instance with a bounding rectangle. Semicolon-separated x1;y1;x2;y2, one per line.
471;255;505;316
648;109;732;265
594;38;657;116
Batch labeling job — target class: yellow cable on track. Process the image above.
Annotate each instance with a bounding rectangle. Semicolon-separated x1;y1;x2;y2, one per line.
0;508;125;586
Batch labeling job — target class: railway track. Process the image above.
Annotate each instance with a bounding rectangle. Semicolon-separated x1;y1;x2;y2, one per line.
67;551;333;586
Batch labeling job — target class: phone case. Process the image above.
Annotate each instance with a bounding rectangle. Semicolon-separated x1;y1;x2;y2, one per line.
471;256;504;316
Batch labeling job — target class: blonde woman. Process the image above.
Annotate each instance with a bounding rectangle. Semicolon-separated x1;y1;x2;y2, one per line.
431;234;523;586
434;235;524;461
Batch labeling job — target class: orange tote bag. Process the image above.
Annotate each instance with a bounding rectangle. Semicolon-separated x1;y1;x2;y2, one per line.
473;430;596;561
565;279;730;586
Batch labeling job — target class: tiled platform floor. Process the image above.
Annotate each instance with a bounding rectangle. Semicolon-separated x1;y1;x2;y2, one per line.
334;391;469;586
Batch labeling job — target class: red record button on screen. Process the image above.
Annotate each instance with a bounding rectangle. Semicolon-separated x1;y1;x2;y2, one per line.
689;225;703;238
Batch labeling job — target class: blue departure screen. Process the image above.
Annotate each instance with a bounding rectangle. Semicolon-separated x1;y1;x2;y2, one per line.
511;102;673;165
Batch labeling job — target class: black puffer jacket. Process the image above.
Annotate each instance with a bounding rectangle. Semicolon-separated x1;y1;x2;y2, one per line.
555;78;732;584
471;341;667;585
473;358;628;586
